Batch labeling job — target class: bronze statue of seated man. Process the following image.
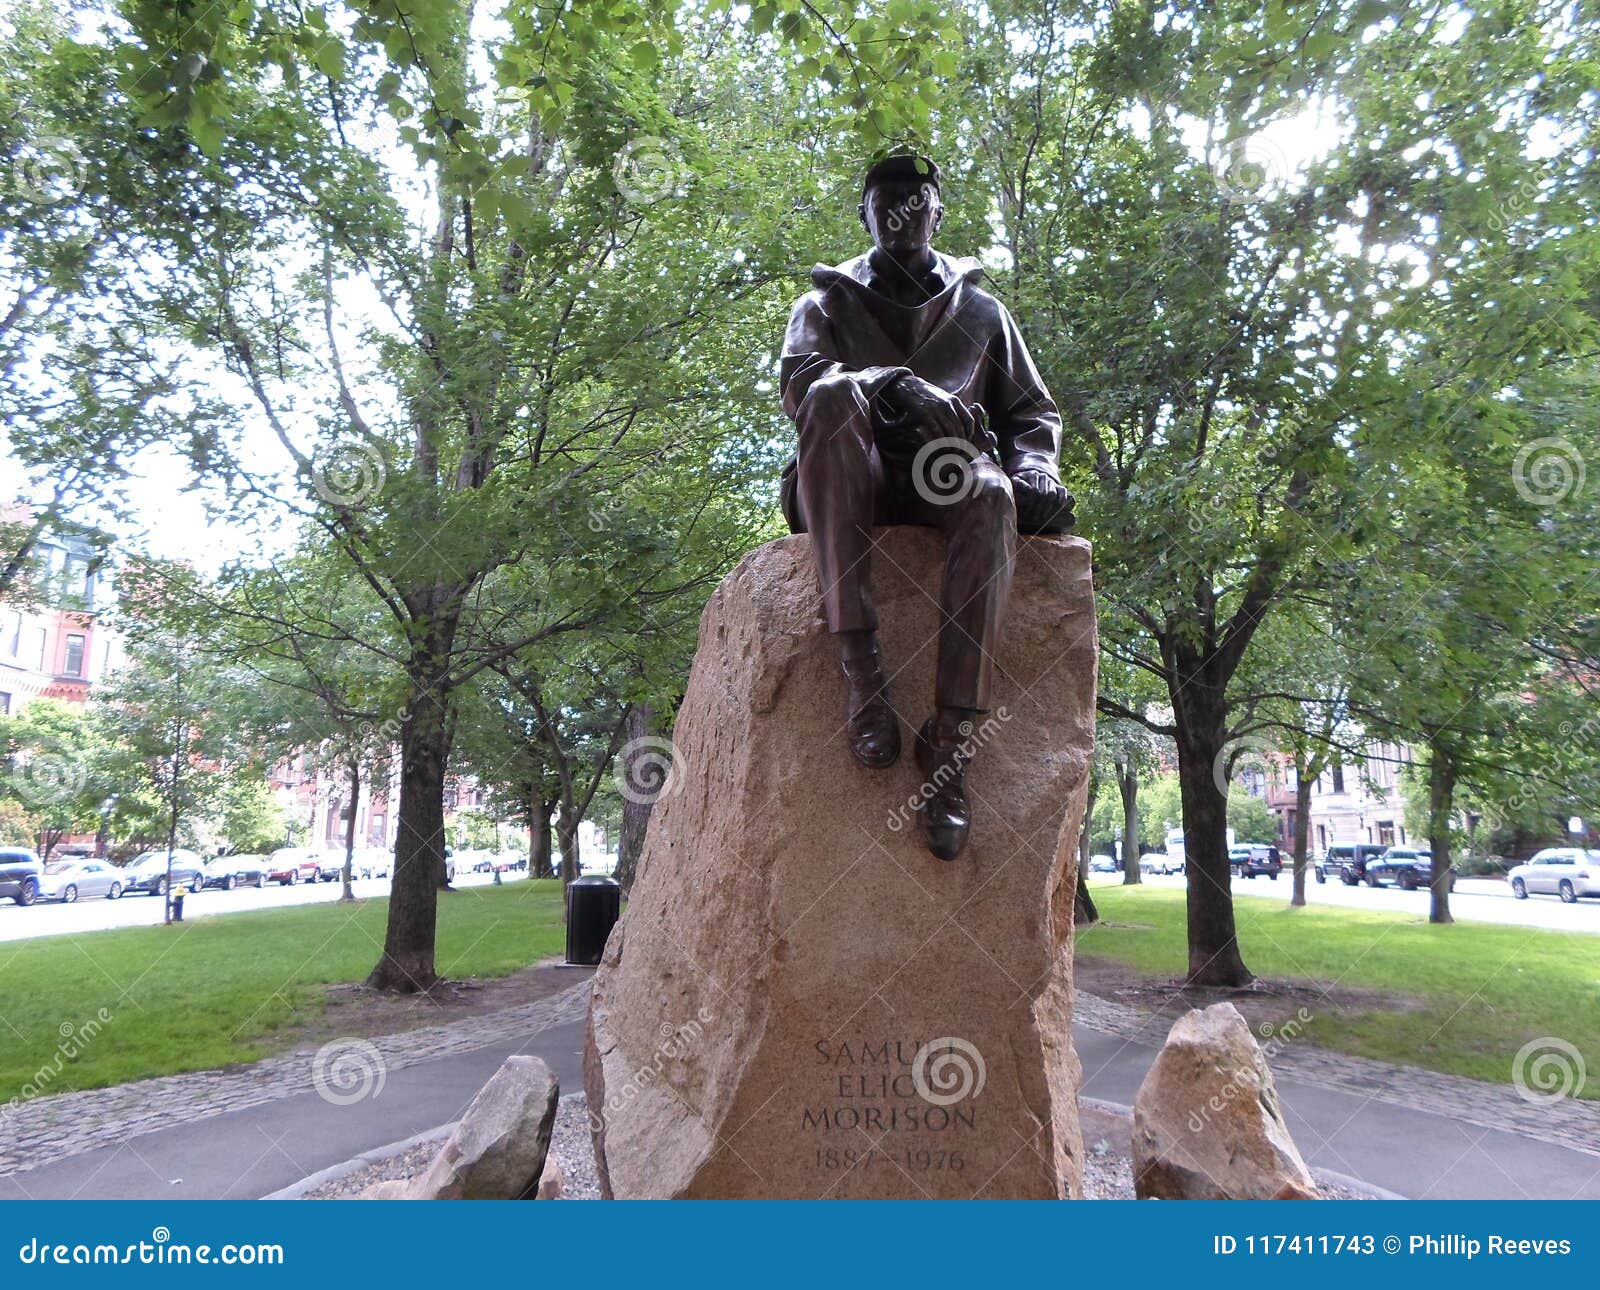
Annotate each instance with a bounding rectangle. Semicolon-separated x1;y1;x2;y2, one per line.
778;154;1073;860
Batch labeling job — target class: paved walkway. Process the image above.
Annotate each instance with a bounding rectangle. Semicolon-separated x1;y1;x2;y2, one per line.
2;980;1596;1200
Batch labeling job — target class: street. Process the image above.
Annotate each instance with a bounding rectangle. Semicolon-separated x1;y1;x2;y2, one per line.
1089;870;1600;934
0;867;539;944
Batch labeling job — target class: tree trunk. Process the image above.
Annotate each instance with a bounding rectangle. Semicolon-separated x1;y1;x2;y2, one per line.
1427;740;1456;925
341;761;359;902
531;797;555;879
1118;760;1141;884
1073;878;1099;926
1175;712;1253;986
557;805;580;889
1078;766;1099;875
1291;758;1313;908
368;646;455;992
615;704;653;895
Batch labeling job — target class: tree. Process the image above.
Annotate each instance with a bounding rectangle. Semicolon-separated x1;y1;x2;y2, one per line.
75;0;958;991
957;0;1600;981
0;699;111;858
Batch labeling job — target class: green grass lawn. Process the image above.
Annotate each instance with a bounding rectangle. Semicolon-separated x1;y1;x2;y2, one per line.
0;880;567;1103
1081;885;1600;1096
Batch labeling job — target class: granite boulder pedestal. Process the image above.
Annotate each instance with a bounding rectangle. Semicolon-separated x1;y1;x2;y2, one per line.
585;529;1097;1198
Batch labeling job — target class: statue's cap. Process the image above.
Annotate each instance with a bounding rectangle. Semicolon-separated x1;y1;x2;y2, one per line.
861;153;941;197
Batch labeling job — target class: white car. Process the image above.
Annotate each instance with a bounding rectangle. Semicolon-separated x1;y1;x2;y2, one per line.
1507;848;1600;903
38;858;126;903
1139;852;1182;875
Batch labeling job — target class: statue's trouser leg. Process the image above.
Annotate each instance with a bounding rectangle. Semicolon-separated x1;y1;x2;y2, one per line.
904;458;1016;711
793;378;888;634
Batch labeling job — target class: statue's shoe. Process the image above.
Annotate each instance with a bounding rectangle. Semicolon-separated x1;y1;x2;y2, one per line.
840;651;900;769
914;716;972;861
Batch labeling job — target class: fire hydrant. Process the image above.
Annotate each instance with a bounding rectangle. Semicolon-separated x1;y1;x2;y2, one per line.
171;884;187;922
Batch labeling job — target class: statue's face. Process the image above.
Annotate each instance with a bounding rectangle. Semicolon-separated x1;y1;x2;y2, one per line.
860;181;942;253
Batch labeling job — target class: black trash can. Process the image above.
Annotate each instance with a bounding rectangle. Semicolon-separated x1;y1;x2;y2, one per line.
566;874;621;966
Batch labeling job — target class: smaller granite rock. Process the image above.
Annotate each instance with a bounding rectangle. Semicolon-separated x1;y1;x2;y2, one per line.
1132;1003;1319;1200
362;1056;559;1200
536;1156;564;1200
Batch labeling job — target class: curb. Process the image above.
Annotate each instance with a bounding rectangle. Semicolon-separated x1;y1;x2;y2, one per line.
261;1121;458;1200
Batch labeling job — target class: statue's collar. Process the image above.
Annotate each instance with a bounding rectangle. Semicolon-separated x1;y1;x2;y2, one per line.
810;251;984;301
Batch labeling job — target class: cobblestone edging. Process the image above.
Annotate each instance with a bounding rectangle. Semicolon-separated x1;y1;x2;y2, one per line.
0;980;594;1176
1073;990;1600;1161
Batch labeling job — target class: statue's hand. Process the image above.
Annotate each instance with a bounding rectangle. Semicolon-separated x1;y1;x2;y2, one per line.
878;374;987;452
1011;469;1075;534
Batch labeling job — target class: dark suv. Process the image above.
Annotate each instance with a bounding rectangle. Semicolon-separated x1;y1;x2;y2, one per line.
1229;844;1283;879
1327;843;1389;886
1364;848;1455;891
0;848;43;906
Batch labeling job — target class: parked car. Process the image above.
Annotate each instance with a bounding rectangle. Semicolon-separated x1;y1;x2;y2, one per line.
1139;852;1182;875
1087;853;1118;874
39;858;126;903
124;849;208;896
265;847;323;886
354;847;392;880
203;854;267;890
1363;847;1455;891
1507;848;1600;903
1327;842;1390;886
0;848;43;906
1229;843;1282;879
313;852;344;882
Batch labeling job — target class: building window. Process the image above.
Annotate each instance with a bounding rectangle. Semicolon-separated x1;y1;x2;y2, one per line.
0;691;10;715
2;610;19;658
1378;821;1395;846
1331;764;1346;794
64;634;86;677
